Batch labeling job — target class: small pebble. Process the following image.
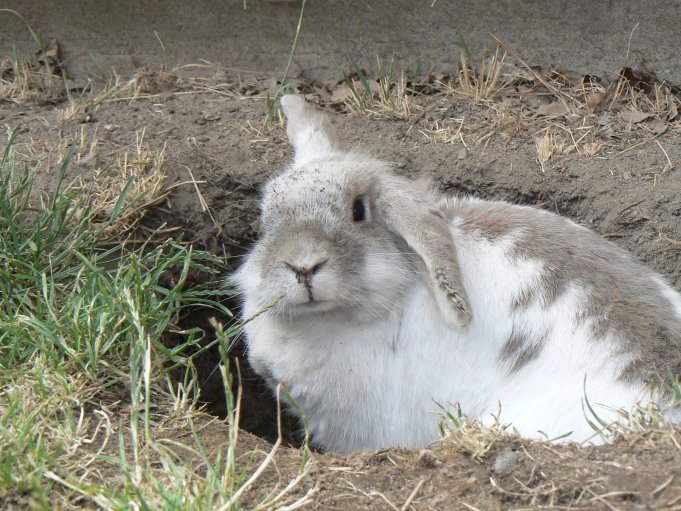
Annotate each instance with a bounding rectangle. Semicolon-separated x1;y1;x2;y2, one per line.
417;449;440;468
493;449;522;477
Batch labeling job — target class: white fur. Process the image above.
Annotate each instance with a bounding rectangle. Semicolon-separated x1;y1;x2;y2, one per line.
234;96;680;453
242;220;642;452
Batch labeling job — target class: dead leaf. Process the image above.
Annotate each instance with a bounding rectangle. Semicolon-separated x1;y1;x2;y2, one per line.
646;118;668;135
619;109;651;124
158;91;174;102
619;66;656;94
639;56;656;76
44;39;61;63
520;88;551;109
262;77;279;93
330;83;353;104
536;101;569;116
586;91;608;112
600;126;616;139
313;85;332;103
549;66;582;87
502;62;535;82
34;38;62;75
596;113;613;126
666;95;679;121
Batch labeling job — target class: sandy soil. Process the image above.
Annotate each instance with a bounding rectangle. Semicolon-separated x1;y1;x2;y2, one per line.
3;52;681;509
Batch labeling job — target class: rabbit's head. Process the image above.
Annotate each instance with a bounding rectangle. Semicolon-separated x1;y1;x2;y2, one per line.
235;95;471;327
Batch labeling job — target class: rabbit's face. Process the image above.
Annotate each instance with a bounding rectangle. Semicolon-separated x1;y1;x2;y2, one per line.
237;95;471;328
238;155;413;320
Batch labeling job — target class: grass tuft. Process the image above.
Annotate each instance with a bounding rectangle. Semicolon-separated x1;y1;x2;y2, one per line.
0;126;315;509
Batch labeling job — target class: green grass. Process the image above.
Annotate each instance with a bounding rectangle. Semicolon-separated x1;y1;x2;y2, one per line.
342;53;373;110
0;127;309;509
265;0;307;122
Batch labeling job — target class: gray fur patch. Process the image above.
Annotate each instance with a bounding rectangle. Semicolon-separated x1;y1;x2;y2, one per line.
511;284;541;311
499;328;546;374
444;197;681;384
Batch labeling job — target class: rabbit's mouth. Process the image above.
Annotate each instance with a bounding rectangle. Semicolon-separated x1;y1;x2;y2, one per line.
301;298;334;310
284;297;337;315
303;300;328;308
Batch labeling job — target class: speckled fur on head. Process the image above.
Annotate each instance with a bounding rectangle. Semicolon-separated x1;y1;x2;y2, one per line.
246;94;472;326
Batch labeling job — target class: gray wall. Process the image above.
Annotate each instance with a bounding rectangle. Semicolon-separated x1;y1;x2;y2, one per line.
1;1;678;82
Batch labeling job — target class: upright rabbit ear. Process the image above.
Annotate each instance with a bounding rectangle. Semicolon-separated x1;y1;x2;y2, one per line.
377;177;472;328
280;95;336;166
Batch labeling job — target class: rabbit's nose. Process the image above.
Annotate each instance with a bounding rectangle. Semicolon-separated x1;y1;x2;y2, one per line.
285;260;327;284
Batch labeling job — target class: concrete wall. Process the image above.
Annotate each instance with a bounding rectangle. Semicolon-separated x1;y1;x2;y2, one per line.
1;1;678;82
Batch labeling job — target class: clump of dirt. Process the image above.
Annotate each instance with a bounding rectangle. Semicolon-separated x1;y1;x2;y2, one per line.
4;54;681;508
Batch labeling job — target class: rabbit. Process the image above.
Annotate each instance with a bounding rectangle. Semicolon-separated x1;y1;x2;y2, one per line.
232;94;681;454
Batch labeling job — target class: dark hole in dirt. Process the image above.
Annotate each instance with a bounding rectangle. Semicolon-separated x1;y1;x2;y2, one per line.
175;296;301;447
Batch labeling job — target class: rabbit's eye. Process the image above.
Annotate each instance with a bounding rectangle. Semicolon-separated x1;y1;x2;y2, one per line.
352;198;366;222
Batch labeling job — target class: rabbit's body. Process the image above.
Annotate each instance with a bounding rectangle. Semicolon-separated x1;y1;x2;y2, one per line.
235;96;681;453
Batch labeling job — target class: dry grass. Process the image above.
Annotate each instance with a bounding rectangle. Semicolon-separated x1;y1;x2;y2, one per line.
436;401;681;510
11;123;171;241
1;49;245;124
87;127;169;236
0;57;252;241
488;426;681;510
268;39;681;173
419;115;467;145
0;56;63;102
375;70;415;120
4;38;676;177
447;47;512;104
535;128;567;173
440;417;508;460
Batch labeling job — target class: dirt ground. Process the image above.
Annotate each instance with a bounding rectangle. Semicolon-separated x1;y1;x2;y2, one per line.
4;52;681;509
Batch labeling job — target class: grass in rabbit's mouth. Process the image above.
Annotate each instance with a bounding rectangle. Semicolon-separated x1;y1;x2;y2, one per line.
0;128;311;509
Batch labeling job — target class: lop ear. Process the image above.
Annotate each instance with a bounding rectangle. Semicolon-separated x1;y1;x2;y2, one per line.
376;176;472;328
280;95;336;166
